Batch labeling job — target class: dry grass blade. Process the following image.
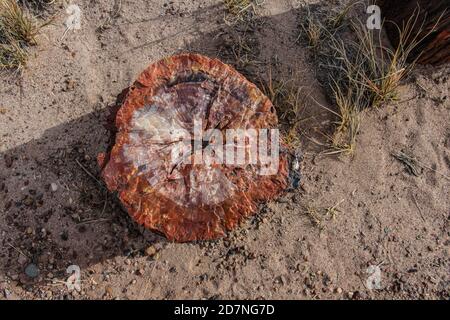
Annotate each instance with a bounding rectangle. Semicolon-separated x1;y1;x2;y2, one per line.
326;1;359;29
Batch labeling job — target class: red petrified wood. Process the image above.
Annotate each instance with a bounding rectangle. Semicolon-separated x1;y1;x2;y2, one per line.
98;54;290;242
377;0;450;65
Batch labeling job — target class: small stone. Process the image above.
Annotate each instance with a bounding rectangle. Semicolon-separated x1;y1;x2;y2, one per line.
23;196;34;207
60;231;69;241
335;287;343;294
50;183;58;192
105;285;114;296
25;263;39;278
26;227;33;235
145;245;157;257
18;254;28;265
65;79;77;91
347;291;354;299
3;289;11;299
131;279;137;285
4;155;13;168
136;269;145;276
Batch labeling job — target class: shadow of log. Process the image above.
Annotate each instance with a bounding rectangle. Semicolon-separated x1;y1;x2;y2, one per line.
0;92;168;290
0;4;334;291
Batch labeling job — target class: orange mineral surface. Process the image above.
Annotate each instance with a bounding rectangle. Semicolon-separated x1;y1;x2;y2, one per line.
98;54;291;242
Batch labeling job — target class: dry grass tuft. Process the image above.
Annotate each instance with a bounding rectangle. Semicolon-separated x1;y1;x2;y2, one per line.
0;40;27;68
300;9;323;50
301;3;437;154
260;69;309;149
223;0;262;25
18;0;56;11
0;0;51;71
303;199;344;229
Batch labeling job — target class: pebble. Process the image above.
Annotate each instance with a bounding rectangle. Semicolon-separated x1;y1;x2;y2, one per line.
335;287;343;294
145;246;157;257
18;254;28;265
3;289;11;299
105;285;114;296
25;263;40;278
23;196;34;207
136;269;145;276
50;183;58;192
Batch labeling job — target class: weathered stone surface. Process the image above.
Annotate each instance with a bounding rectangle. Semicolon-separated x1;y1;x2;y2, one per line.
377;0;449;65
98;54;290;242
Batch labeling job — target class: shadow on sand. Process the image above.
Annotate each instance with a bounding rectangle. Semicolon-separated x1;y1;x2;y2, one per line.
0;4;333;292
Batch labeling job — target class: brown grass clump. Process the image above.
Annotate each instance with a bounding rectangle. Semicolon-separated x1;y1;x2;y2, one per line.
300;2;438;154
223;0;262;25
260;69;309;149
0;0;51;71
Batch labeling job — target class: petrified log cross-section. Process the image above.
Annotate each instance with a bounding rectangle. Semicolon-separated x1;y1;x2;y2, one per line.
377;0;450;65
98;54;290;242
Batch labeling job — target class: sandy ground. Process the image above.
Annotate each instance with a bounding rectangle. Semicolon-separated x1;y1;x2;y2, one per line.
0;0;449;300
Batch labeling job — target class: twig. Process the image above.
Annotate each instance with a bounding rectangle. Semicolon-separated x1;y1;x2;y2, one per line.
99;192;108;218
75;159;105;188
7;243;30;259
412;194;426;222
77;218;110;225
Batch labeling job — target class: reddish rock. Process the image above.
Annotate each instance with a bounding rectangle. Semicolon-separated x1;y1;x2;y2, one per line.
99;54;290;242
377;0;449;65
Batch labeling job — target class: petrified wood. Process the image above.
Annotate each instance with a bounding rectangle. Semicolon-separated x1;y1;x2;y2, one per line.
377;0;449;65
98;54;290;242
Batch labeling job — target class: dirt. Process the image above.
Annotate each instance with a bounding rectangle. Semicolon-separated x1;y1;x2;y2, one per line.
0;0;449;300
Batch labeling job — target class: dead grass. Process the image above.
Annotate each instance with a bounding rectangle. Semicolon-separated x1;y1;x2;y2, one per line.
0;41;27;68
260;69;309;149
0;0;51;71
19;0;56;11
301;3;438;155
304;199;345;229
300;8;323;50
223;0;262;25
